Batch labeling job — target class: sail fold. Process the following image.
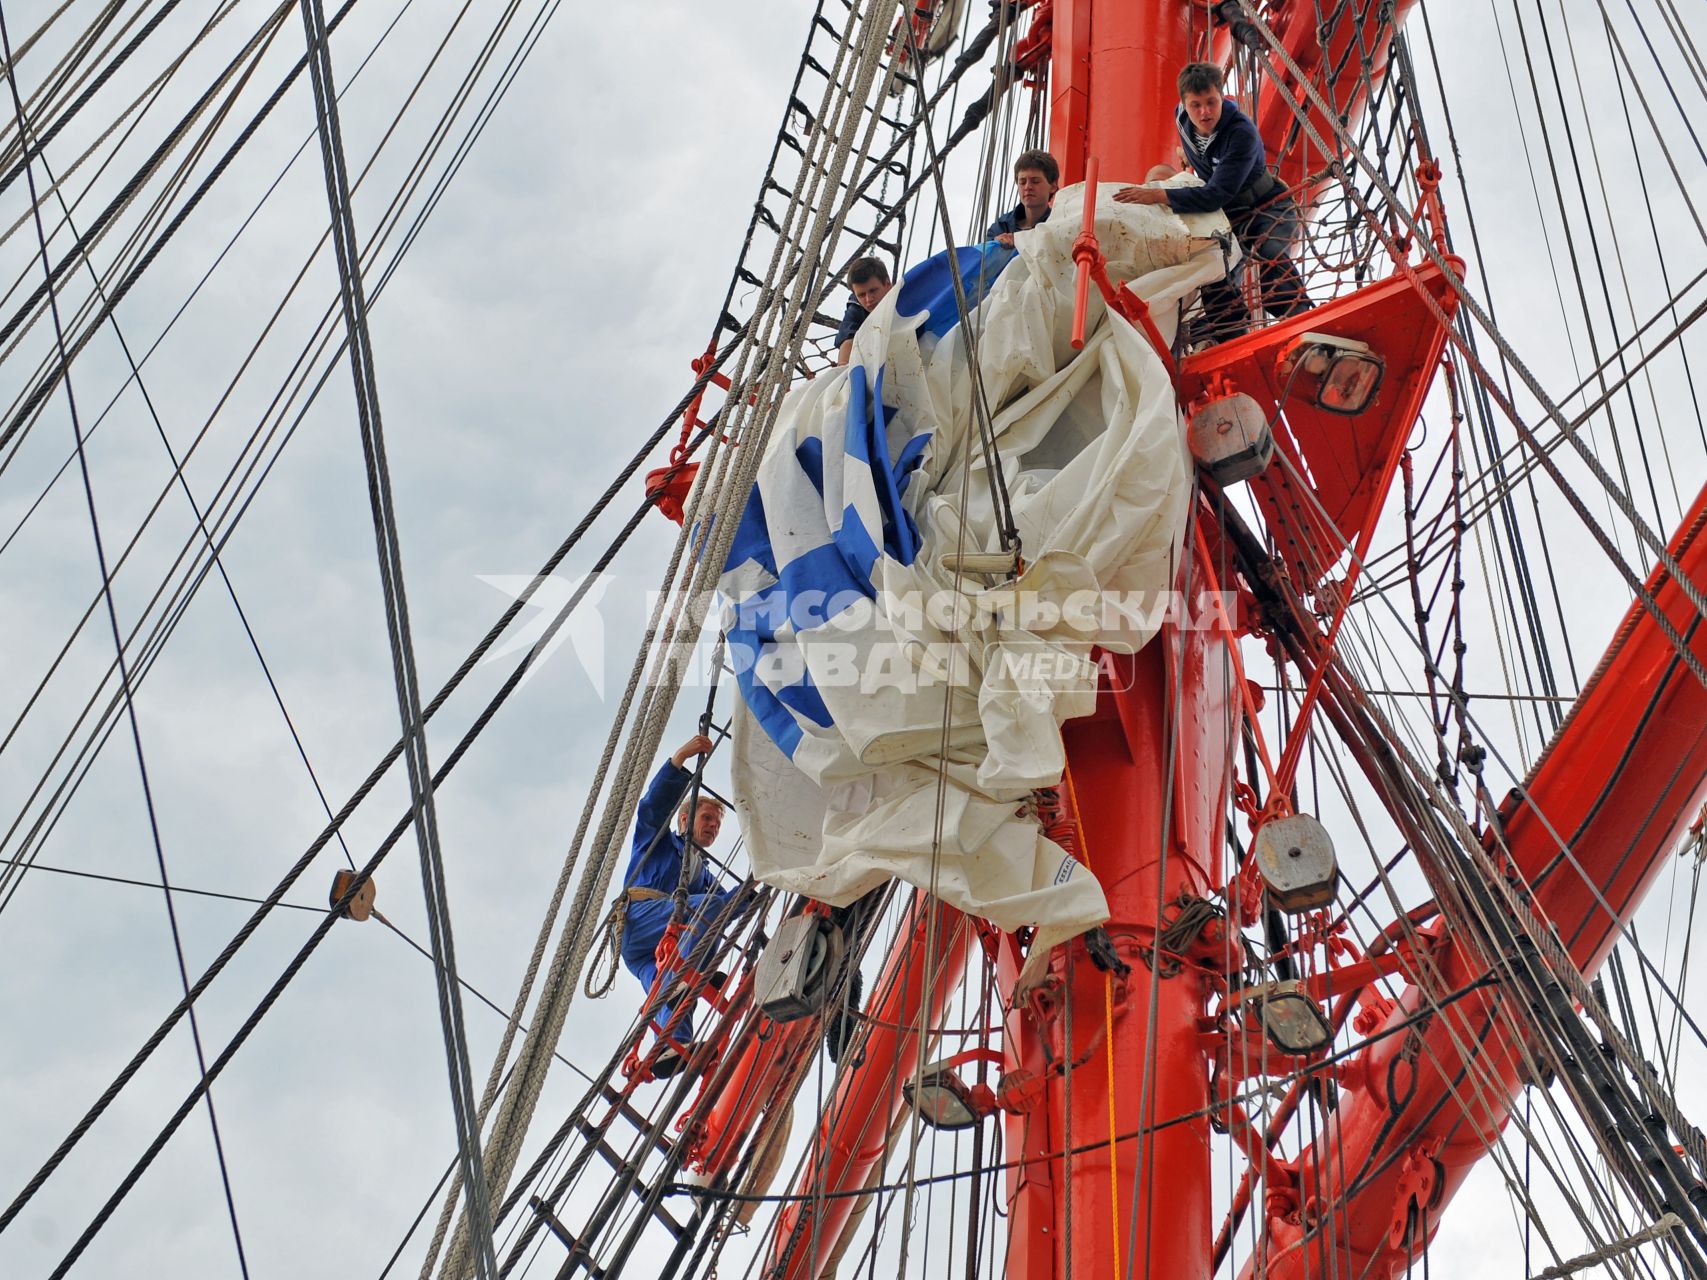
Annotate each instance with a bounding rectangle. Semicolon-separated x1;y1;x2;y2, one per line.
720;182;1229;947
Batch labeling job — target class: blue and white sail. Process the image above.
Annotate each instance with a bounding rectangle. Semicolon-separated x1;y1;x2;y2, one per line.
720;181;1230;953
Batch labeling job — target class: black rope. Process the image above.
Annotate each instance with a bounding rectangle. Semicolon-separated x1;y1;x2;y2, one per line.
0;425;687;1242
897;13;1020;556
0;0;570;885
0;8;252;1277
297;0;496;1269
0;854;599;1086
0;0;185;200
0;855;322;911
1412;3;1585;723
0;0;365;460
25;128;364;884
28;484;658;1275
1512;0;1668;539
1600;2;1707;462
0;0;417;537
0;2;291;359
0;0;998;1261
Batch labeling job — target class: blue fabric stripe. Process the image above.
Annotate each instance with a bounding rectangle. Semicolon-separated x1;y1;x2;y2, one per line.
723;265;1003;759
725;485;776;577
731;644;805;757
893;431;930;500
840;366;924;565
795;435;825;497
894;243;1015;339
777;666;833;727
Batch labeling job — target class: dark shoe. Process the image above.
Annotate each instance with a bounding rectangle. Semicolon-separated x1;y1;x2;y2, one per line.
652;1041;698;1079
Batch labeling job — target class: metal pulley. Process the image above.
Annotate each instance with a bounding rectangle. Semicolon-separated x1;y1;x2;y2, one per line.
754;912;847;1023
329;868;377;922
1188;384;1274;485
1253;813;1338;912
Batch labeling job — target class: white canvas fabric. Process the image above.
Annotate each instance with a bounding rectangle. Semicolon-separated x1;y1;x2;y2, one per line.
720;180;1229;959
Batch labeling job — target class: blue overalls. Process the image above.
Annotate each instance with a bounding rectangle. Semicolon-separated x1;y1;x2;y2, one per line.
621;761;739;1045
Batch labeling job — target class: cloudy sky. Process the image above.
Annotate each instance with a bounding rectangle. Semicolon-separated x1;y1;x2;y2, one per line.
0;1;1704;1278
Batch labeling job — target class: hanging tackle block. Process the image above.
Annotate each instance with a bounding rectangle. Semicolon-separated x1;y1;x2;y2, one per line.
1253;813;1338;913
754;913;846;1023
329;869;376;921
1188;385;1274;485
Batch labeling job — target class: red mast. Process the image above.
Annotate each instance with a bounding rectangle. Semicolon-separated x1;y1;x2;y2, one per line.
1048;0;1198;181
1017;9;1235;1280
683;4;1707;1278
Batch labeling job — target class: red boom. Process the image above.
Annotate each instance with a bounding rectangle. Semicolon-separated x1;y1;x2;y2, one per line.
1256;480;1707;1279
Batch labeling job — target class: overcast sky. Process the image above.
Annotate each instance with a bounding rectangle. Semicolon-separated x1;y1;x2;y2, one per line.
0;1;1704;1278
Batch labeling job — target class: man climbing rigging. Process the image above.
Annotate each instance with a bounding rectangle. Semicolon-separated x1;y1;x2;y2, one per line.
618;733;742;1078
986;148;1058;247
834;257;896;366
1113;61;1312;340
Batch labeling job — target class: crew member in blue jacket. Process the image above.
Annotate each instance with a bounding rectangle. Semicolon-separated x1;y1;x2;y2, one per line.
621;733;740;1076
986;149;1058;246
1114;62;1311;339
834;257;895;366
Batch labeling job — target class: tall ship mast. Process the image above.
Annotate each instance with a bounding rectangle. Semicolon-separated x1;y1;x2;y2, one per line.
2;2;1706;1278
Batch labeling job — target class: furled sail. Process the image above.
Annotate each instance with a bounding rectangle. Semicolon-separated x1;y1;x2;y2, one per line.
719;182;1228;950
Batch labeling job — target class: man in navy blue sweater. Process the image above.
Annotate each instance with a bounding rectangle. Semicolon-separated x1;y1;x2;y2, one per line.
621;733;741;1076
1114;62;1311;340
986;148;1058;247
834;257;895;366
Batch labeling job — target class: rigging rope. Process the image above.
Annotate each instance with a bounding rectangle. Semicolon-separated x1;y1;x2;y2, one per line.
1229;1;1707;697
1219;482;1707;1273
296;0;499;1273
0;0;359;461
0;0;551;911
0;8;252;1276
0;0;184;200
14;109;369;904
1528;1213;1685;1280
0;364;725;1244
430;8;909;1271
0;0;823;1265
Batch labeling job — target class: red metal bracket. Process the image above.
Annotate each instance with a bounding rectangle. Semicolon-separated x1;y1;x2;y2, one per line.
1302;946;1413;1002
1410;158;1450;259
1211;1072;1301;1194
1012;0;1053;75
1069;157;1179;383
1387;1140;1445;1250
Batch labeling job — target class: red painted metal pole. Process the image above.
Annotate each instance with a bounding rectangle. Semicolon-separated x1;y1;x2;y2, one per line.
687;1006;819;1180
1071;156;1100;349
1003;615;1234;1280
1050;0;1198;185
1030;7;1226;1278
763;897;971;1280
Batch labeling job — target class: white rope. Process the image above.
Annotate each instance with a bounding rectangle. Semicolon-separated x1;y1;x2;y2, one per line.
1528;1213;1683;1280
425;6;906;1274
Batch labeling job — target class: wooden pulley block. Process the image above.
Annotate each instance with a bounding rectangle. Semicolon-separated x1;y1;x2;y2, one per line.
330;869;377;922
1252;813;1338;913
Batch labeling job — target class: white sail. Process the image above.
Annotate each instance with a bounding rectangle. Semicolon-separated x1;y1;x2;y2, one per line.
722;182;1228;949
